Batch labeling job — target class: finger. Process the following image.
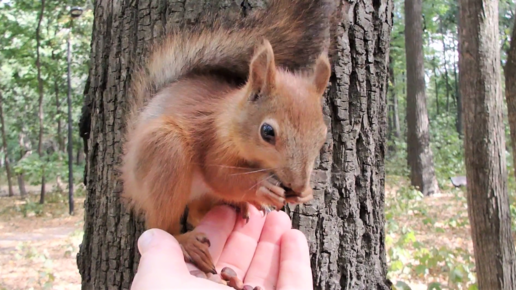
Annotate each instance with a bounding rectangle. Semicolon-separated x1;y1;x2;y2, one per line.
243;211;292;289
276;229;313;290
185;205;237;273
216;204;268;279
131;229;189;289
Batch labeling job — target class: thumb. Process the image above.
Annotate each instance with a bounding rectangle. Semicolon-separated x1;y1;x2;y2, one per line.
131;229;190;289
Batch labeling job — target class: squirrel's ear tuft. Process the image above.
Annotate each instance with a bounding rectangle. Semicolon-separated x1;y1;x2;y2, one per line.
311;53;331;96
249;39;276;97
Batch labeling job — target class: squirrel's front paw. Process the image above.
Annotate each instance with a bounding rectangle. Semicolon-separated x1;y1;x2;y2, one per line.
176;231;216;274
285;187;314;205
255;179;286;210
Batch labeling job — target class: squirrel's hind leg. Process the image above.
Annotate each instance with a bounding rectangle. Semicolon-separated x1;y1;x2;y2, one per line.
124;115;217;273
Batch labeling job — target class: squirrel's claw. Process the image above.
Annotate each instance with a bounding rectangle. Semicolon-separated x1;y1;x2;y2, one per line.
176;231;217;275
259;205;275;216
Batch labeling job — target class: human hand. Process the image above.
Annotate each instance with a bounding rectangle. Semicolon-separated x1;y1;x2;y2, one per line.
131;205;313;290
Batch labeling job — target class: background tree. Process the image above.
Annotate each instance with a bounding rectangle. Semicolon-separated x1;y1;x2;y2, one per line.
0;90;14;197
505;6;516;181
76;0;393;289
459;0;516;288
404;0;439;196
35;0;46;204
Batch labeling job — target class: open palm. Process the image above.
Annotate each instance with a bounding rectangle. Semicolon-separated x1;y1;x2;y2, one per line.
131;205;313;290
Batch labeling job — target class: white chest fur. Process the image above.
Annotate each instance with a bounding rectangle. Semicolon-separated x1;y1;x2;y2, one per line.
189;169;214;201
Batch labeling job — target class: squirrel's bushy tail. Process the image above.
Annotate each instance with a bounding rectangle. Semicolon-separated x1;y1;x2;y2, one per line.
128;0;334;126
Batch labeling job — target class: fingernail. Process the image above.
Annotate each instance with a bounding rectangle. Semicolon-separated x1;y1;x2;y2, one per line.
138;229;156;254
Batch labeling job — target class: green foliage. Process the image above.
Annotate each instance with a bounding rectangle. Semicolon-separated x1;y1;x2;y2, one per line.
0;1;93;204
429;114;465;188
14;242;56;289
386;183;478;290
19;198;44;217
387;0;515;189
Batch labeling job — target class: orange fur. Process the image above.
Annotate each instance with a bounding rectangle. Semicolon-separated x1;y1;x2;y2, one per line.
120;0;334;274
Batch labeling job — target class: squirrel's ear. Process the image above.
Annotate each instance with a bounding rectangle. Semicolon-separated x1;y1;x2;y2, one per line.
311;53;331;96
249;39;276;96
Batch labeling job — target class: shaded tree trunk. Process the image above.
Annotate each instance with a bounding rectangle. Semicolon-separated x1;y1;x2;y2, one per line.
17;133;29;198
0;91;14;197
459;0;516;289
35;0;46;204
387;57;400;157
440;29;451;112
453;20;463;136
404;0;439;196
431;56;440;117
389;57;401;141
52;50;64;152
76;142;84;165
77;1;393;289
453;61;462;136
17;175;27;198
505;9;516;179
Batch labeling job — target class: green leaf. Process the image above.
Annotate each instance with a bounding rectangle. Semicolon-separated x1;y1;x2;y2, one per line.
427;282;443;290
394;281;412;290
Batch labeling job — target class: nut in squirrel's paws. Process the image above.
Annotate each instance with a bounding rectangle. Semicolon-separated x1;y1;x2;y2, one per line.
176;231;216;274
284;187;314;205
279;180;314;205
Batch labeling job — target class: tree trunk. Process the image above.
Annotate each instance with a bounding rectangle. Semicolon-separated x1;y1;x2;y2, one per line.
35;0;46;204
453;60;462;136
453;21;463;136
389;57;401;140
393;91;400;139
431;56;440;117
52;50;64;152
505;11;516;179
404;0;439;196
17;133;29;198
77;1;393;289
440;22;451;112
76;142;84;165
0;91;14;197
459;0;516;289
17;175;27;198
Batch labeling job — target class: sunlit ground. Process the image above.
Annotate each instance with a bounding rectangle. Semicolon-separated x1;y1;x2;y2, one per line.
386;176;516;290
0;185;84;290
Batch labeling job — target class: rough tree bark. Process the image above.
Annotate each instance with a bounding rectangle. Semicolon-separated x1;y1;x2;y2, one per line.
35;0;46;204
459;0;516;289
0;91;14;197
77;1;393;289
404;0;439;196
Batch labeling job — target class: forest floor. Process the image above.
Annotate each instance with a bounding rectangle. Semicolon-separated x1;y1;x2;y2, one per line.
0;185;84;290
0;179;513;290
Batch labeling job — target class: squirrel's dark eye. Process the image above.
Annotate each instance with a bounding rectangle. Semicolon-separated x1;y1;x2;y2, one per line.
260;123;275;144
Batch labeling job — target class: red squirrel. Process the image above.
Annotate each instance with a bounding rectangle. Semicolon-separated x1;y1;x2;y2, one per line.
120;0;334;275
